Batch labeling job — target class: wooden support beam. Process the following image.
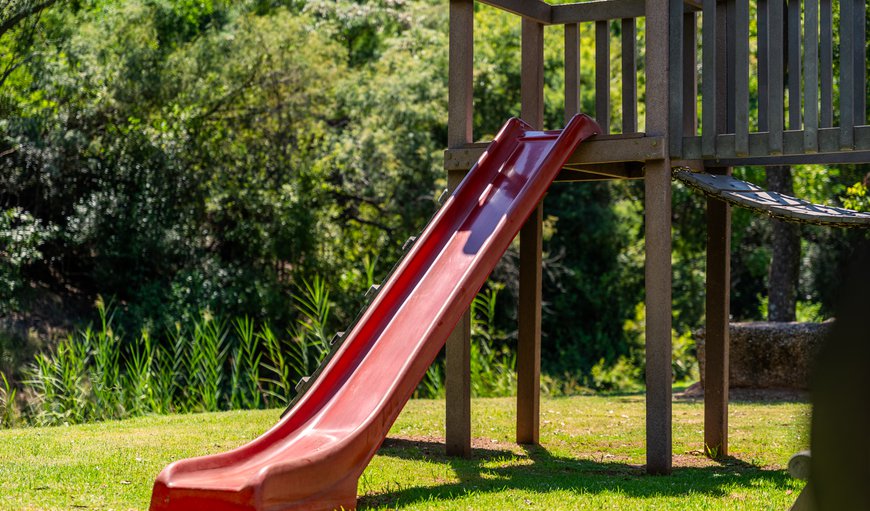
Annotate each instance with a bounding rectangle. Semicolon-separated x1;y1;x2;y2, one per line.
477;0;551;24
644;0;673;476
704;167;731;458
560;162;645;180
445;0;473;459
517;204;543;444
517;17;544;446
551;0;700;25
444;135;667;171
682;126;870;161
552;0;645;24
446;169;472;458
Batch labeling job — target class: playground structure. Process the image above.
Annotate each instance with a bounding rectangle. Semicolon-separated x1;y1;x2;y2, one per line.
443;0;870;477
151;0;870;509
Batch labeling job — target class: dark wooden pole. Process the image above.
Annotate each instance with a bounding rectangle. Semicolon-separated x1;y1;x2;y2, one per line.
704;168;731;458
517;16;545;446
445;0;473;458
644;0;674;475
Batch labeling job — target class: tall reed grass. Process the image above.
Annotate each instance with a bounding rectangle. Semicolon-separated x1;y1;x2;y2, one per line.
3;278;333;427
415;285;516;399
2;278;518;427
0;371;16;427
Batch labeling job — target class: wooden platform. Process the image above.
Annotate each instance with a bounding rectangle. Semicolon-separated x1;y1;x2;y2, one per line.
674;169;870;228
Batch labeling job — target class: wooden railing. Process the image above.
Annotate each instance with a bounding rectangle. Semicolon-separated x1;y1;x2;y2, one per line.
447;0;870;171
445;0;670;179
680;0;869;165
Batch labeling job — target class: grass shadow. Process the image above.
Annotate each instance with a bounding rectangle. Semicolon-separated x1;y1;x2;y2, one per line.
359;438;795;509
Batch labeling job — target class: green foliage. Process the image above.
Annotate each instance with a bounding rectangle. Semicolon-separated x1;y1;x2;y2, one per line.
4;0;869;401
469;286;515;398
0;371;17;427
757;295;827;323
229;317;262;410
841;180;870;211
0;208;54;312
608;303;698;392
7;277;336;426
590;356;642;392
416;285;517;399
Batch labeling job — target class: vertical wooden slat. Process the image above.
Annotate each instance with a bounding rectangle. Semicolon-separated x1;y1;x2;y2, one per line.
758;0;769;132
683;12;698;136
788;0;802;131
445;0;474;459
702;0;717;156
517;18;544;447
717;0;729;135
840;0;854;148
726;0;736;133
596;20;611;133
853;0;866;125
820;0;833;127
645;0;673;476
769;0;785;152
622;18;638;133
522;20;545;129
668;0;684;155
787;0;802;131
804;0;819;152
565;23;581;124
448;0;474;149
734;0;749;155
704;167;732;459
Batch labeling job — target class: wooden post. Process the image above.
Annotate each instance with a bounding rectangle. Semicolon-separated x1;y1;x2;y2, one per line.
595;20;611;133
445;0;473;459
622;18;638;133
565;23;581;124
704;167;731;458
644;0;673;476
517;16;544;446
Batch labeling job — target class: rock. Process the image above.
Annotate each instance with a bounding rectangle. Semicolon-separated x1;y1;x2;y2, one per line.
695;321;833;390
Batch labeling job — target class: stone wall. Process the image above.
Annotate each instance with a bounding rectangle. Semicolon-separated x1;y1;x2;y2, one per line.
695;321;833;389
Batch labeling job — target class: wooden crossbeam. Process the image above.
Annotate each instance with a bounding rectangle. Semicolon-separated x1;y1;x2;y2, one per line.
479;0;700;25
477;0;551;24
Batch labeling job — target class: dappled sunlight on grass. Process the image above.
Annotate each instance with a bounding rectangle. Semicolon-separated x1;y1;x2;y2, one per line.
0;396;807;510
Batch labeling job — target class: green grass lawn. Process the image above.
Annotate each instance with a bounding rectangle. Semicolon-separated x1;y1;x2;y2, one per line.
0;394;809;510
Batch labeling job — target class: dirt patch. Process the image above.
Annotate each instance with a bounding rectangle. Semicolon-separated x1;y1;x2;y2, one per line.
676;382;810;402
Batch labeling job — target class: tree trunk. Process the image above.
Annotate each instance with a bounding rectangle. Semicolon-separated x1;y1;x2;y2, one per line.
766;166;800;322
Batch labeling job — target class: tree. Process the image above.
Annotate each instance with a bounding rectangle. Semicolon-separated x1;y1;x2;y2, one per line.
766;166;800;322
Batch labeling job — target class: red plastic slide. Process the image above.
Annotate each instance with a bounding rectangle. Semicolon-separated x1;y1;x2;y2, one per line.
150;114;599;511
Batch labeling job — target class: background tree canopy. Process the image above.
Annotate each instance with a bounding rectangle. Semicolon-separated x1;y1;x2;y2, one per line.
1;0;868;389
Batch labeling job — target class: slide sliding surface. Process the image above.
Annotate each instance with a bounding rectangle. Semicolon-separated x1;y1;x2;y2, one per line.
150;114;599;511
